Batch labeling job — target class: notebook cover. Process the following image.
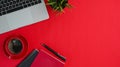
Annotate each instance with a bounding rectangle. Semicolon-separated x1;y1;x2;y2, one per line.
31;49;65;67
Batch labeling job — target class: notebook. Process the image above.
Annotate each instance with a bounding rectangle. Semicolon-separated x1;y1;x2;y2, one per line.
31;49;65;67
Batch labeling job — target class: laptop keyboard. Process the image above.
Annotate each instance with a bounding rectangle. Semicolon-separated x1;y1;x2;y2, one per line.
0;0;41;16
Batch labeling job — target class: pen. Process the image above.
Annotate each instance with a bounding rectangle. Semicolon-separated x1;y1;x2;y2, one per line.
42;44;66;62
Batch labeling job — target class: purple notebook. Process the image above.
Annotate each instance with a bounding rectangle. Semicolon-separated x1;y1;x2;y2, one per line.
31;49;65;67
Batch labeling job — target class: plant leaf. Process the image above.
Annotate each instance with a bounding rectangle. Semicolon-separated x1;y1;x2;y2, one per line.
61;0;64;4
54;7;60;11
66;3;72;8
53;4;58;9
59;5;63;12
46;2;56;5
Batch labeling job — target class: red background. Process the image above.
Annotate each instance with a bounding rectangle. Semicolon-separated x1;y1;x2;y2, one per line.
0;0;120;67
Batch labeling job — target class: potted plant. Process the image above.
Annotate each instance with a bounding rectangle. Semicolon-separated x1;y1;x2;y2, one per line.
46;0;72;12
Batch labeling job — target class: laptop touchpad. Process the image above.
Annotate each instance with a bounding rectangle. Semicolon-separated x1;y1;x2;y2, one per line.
0;16;10;34
6;8;33;30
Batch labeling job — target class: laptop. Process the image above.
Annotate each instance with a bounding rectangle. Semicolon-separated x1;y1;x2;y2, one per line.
0;0;49;34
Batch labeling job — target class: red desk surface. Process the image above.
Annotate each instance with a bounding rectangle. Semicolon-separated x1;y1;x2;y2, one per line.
0;0;120;67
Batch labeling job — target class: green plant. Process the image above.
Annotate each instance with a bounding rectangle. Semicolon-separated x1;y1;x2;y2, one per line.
46;0;72;12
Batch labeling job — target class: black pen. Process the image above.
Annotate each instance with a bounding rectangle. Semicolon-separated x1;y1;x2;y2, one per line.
42;44;66;62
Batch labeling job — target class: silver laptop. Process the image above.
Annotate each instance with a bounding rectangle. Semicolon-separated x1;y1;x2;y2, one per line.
0;0;49;34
